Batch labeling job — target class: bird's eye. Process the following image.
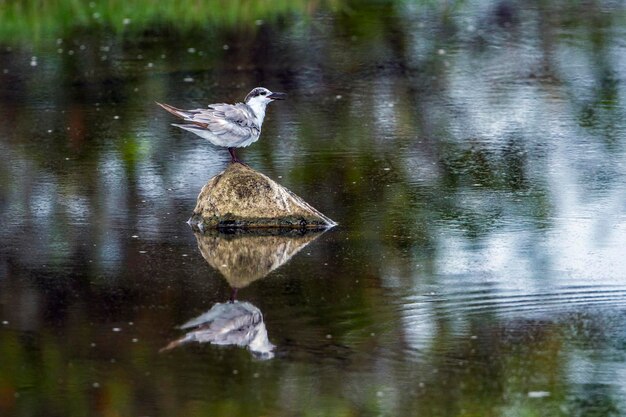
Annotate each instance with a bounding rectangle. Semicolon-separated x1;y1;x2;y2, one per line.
260;91;266;96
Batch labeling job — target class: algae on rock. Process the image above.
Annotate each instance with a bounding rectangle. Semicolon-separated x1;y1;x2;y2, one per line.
188;163;336;229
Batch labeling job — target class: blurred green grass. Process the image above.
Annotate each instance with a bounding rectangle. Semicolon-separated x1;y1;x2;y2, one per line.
0;0;340;42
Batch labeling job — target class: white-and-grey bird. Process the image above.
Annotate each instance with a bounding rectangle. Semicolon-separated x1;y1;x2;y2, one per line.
156;87;286;163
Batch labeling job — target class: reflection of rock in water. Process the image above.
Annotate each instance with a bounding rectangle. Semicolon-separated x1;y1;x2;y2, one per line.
161;301;274;359
194;230;324;289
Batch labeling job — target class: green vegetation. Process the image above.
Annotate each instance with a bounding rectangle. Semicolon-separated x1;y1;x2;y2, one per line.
0;0;340;42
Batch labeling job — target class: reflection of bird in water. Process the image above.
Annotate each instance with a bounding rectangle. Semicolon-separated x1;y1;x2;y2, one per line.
160;301;275;359
156;87;286;163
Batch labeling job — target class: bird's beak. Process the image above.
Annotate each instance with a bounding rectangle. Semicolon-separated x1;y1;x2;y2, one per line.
268;92;287;100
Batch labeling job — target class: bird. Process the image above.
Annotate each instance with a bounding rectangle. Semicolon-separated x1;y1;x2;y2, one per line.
156;87;286;164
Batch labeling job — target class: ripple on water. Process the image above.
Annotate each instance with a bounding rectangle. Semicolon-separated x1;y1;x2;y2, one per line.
398;284;626;361
402;285;626;321
407;285;626;319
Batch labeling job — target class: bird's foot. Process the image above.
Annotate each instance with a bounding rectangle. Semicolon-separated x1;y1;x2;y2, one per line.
230;158;249;167
228;148;248;166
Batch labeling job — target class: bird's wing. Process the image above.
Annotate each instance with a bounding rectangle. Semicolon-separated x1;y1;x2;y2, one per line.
158;101;260;144
191;103;259;137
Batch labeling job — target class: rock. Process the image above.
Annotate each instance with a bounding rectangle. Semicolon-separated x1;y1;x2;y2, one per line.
188;163;336;229
194;229;325;289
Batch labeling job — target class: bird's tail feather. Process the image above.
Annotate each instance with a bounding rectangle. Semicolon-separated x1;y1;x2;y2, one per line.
155;101;192;120
172;123;209;132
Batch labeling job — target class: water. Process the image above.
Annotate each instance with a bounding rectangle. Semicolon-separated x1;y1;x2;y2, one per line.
1;1;626;416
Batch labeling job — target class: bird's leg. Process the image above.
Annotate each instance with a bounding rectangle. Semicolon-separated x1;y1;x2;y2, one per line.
228;147;241;164
229;287;239;302
228;147;248;166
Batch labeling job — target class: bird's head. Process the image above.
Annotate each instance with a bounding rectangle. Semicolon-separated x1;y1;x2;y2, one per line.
244;87;287;107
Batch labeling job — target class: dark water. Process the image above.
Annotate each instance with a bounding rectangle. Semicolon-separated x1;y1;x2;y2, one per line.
1;1;626;416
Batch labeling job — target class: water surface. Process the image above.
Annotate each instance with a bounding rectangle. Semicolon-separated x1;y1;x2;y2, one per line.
1;1;626;416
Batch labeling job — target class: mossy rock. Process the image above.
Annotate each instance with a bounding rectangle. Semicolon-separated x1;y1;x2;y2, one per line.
188;163;336;230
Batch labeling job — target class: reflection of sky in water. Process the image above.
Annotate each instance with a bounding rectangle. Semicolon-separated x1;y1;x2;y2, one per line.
383;7;626;397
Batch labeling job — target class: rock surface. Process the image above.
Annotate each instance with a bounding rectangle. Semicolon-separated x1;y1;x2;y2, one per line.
188;163;336;229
